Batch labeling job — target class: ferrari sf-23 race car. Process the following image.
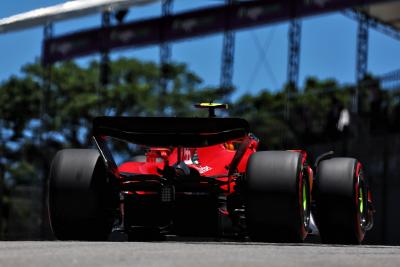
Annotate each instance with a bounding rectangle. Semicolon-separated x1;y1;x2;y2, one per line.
48;103;374;244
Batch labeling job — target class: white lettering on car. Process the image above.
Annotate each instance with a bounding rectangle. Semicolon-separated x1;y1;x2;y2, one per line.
196;165;213;174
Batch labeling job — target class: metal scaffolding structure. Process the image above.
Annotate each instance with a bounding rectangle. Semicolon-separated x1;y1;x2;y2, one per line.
0;0;399;108
220;0;235;95
379;68;400;90
159;0;173;114
286;18;302;120
355;11;370;113
343;9;400;41
220;27;235;92
287;19;302;89
356;12;370;82
100;11;111;87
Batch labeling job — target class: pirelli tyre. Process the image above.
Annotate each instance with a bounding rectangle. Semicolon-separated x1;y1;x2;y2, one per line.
314;157;368;244
48;149;113;240
245;151;310;242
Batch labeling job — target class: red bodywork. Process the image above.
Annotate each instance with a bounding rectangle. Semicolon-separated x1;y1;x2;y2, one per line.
117;140;315;199
118;138;259;195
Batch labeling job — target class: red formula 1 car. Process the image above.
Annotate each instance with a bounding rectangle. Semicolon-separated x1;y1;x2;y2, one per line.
48;103;374;244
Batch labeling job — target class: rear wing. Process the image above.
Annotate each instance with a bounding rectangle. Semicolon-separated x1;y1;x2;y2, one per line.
93;116;249;147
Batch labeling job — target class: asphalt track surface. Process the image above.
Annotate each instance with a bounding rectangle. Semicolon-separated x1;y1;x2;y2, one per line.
1;240;400;267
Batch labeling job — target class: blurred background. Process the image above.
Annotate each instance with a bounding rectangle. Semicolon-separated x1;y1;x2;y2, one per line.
0;0;400;244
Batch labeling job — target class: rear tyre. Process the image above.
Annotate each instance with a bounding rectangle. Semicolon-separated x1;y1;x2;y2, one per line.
48;149;113;240
245;151;310;242
314;157;368;244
